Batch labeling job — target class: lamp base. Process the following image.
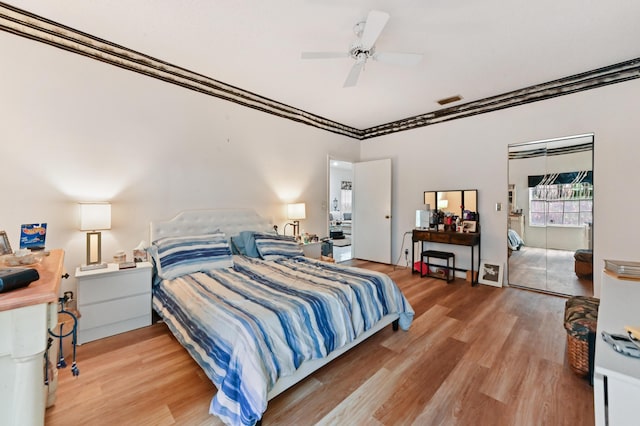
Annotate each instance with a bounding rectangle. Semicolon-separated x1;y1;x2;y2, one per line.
80;262;108;272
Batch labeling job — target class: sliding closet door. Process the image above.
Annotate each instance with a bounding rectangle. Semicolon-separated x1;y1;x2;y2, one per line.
508;135;594;296
508;142;548;290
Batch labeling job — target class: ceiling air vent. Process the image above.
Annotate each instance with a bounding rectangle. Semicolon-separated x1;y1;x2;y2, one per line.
437;95;462;106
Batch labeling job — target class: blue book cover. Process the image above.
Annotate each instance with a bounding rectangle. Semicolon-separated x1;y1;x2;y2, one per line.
20;223;47;250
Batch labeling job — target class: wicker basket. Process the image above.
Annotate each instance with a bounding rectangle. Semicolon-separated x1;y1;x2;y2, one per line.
563;295;599;377
566;333;589;376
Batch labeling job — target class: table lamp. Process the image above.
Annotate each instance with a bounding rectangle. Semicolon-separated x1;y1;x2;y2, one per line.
287;203;306;236
79;202;111;270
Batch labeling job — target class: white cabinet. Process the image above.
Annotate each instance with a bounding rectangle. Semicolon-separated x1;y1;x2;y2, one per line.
593;271;640;426
302;241;322;259
0;249;64;426
76;262;152;344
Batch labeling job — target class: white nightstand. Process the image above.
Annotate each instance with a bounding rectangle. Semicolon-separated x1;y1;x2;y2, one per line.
302;241;322;259
75;262;152;344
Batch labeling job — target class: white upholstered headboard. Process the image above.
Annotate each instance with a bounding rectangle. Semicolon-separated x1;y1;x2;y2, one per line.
150;209;272;242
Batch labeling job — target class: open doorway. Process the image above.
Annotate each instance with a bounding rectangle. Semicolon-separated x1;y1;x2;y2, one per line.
329;160;353;262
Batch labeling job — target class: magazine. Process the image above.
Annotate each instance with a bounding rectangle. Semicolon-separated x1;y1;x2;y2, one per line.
604;259;640;279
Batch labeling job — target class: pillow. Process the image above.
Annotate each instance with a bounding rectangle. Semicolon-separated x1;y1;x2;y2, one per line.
230;235;246;255
152;233;233;280
253;232;304;260
239;230;261;258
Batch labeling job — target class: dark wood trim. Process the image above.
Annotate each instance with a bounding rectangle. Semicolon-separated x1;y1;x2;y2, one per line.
0;2;363;139
2;2;639;141
364;59;640;139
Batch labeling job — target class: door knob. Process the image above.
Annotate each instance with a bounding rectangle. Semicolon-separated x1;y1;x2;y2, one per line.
385;215;390;219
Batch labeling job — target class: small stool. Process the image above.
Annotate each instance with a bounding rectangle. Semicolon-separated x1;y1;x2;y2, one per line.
563;296;599;378
421;250;455;283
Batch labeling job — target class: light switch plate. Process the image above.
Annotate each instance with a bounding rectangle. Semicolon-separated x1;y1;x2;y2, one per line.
496;202;502;211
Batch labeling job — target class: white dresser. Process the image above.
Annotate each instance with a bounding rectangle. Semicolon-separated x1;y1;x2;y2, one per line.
76;262;152;344
593;270;640;426
0;249;64;426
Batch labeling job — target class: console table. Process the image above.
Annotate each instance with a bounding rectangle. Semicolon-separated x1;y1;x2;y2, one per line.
593;270;640;426
412;229;481;285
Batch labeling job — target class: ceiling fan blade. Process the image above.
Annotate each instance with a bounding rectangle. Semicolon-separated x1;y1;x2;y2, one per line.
360;10;390;50
301;52;349;59
343;61;365;88
373;52;423;66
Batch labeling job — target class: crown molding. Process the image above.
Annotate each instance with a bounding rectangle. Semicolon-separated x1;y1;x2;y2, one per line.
2;2;639;141
0;3;363;139
363;60;640;139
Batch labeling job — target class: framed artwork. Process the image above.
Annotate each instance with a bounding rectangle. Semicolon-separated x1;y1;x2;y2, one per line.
462;220;477;233
479;260;503;287
0;230;13;255
133;248;148;263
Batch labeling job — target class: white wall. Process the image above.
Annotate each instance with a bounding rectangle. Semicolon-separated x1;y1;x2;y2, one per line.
3;30;640;298
360;79;640;296
0;33;358;294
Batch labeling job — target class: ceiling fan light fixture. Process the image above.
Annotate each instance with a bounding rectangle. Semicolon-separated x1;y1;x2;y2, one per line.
437;95;463;106
301;10;422;88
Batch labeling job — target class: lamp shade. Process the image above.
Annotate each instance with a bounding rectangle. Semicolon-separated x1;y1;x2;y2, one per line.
287;203;306;220
79;203;111;231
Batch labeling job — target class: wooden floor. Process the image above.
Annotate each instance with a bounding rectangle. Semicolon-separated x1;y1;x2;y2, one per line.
46;260;594;425
508;246;593;296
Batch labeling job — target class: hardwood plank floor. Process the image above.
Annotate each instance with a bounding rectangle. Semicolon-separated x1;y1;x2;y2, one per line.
508;246;593;296
45;260;594;425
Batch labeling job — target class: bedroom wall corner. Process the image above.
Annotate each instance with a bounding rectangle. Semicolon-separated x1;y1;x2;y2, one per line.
0;32;359;295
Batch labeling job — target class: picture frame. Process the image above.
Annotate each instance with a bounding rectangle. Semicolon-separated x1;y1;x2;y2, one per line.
462;220;477;233
133;248;148;263
479;260;503;287
0;230;13;255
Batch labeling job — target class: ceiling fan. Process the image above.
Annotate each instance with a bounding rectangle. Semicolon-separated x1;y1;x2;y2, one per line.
301;10;423;88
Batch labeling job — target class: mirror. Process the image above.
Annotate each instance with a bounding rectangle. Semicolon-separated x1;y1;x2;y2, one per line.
423;189;478;222
423;192;436;211
508;135;593;296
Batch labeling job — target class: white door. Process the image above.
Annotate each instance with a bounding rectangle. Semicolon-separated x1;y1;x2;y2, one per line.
353;158;392;263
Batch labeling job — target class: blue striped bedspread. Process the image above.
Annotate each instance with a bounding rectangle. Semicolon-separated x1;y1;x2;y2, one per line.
152;255;414;426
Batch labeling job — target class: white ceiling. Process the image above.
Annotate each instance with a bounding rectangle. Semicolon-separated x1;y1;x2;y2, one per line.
9;1;640;129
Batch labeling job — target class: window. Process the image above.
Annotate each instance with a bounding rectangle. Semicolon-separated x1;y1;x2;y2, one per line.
529;184;592;227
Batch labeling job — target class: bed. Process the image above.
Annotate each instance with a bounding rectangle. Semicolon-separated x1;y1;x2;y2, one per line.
149;209;414;425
